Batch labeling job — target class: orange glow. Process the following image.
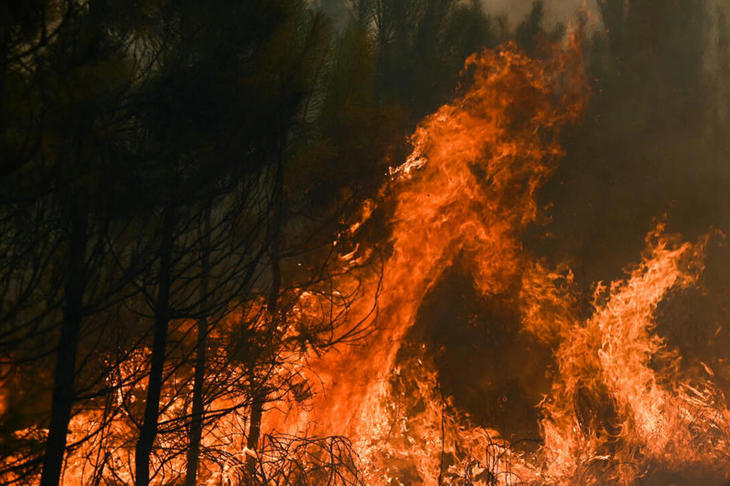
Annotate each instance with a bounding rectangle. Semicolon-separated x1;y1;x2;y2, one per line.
264;39;590;484
536;227;730;484
12;36;730;486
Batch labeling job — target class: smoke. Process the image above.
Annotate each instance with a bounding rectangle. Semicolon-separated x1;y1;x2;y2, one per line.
482;0;596;27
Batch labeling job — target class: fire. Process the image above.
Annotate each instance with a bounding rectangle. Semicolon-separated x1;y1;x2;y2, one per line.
274;35;730;485
13;33;730;486
265;39;590;484
537;227;730;484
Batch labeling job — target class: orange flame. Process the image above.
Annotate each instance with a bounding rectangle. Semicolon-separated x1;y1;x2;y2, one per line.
14;35;730;486
536;227;730;484
265;39;589;484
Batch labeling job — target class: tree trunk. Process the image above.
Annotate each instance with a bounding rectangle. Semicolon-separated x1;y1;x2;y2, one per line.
245;398;264;479
244;220;280;479
184;206;211;486
135;206;175;486
40;196;88;486
183;314;207;486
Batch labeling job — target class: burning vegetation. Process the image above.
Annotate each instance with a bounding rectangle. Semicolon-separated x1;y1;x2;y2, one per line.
2;1;730;485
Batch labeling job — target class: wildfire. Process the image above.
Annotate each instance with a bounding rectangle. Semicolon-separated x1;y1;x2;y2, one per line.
536;227;730;484
19;33;730;486
279;36;730;486
269;38;590;484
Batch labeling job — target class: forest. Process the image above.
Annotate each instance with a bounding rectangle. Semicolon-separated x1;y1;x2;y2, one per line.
2;0;730;485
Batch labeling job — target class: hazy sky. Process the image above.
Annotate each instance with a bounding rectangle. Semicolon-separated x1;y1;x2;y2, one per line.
483;0;599;28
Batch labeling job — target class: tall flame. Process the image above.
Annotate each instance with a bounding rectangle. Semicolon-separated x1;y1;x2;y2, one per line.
267;39;589;483
277;37;730;485
535;227;730;484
